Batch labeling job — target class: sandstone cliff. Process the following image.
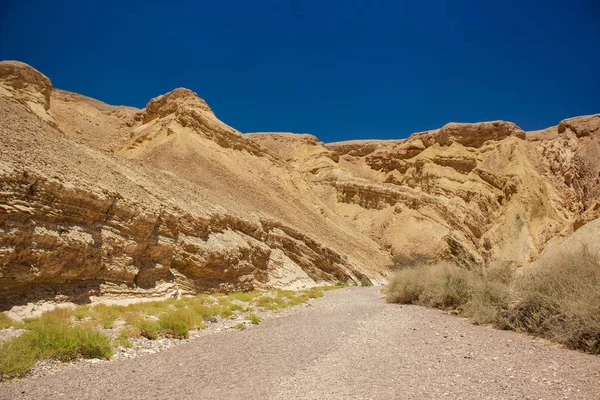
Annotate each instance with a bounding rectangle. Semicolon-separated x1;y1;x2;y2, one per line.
1;60;599;309
0;61;388;309
249;117;600;271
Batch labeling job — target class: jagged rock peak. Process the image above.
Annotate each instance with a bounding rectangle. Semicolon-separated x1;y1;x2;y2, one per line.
558;114;600;138
435;120;525;147
0;60;52;110
143;87;213;122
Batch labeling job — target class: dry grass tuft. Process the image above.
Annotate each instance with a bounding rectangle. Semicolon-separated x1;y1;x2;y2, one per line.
386;246;600;354
506;246;600;353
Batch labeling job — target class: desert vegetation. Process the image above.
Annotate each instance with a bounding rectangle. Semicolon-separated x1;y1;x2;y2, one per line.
386;246;600;354
0;286;333;380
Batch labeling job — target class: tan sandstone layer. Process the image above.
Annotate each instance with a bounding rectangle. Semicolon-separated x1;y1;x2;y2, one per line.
0;61;388;309
1;60;599;308
248;116;600;271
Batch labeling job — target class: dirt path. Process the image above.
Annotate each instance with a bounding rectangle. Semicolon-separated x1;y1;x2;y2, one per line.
1;287;599;399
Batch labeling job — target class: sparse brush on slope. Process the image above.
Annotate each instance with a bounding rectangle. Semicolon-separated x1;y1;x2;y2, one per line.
386;246;600;354
0;314;112;380
505;246;600;353
0;286;332;380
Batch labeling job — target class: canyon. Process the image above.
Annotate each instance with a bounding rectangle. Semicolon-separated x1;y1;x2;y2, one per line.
1;60;599;309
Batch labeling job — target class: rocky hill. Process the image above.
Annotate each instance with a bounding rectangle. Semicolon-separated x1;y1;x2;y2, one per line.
0;61;388;308
1;60;599;308
249;116;600;271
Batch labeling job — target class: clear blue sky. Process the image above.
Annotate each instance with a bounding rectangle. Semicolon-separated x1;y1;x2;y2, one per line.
1;1;599;142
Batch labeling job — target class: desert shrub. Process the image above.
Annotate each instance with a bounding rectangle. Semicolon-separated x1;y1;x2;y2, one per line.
506;245;600;353
387;245;600;354
276;289;297;299
288;294;309;306
440;269;473;308
319;285;344;291
485;261;516;285
25;321;112;361
113;338;133;348
220;307;234;318
40;307;74;322
119;326;141;339
71;303;126;328
0;312;14;329
165;308;205;330
0;320;112;379
359;276;374;287
386;263;475;308
0;338;37;379
190;302;221;321
227;291;260;302
136;320;160;340
463;281;510;325
245;314;262;324
126;300;170;316
217;298;234;307
254;295;288;310
306;289;324;298
157;313;189;338
74;306;90;321
122;311;144;326
385;266;426;304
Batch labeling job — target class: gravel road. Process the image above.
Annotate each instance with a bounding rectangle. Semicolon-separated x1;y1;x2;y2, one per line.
1;287;599;399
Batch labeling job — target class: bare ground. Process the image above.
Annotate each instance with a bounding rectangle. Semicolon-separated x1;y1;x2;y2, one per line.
1;287;599;400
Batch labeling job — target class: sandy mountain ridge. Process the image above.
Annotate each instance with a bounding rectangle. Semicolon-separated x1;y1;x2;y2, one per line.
0;60;599;309
248;113;600;270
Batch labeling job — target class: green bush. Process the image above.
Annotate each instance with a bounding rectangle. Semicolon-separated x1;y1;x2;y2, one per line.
220;307;234;318
227;291;260;302
167;308;205;330
233;323;247;330
0;338;37;379
190;302;221;321
0;320;112;380
113;338;133;348
0;312;14;329
245;314;262;324
254;295;288;310
305;289;324;298
136;320;160;340
158;313;189;338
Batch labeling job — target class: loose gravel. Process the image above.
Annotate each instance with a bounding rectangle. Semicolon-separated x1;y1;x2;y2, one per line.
1;287;599;399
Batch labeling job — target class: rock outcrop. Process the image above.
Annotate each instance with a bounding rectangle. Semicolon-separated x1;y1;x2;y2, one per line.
1;60;599;308
0;61;387;309
254;116;600;271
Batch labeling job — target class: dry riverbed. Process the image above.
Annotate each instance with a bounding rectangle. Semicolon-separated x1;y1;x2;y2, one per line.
1;287;599;399
0;287;332;381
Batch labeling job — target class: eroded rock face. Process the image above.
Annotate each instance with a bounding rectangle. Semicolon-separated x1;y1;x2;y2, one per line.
558;114;600;138
435;121;526;147
143;88;213;120
0;61;51;110
0;60;598;307
0;169;360;302
257;116;600;271
0;61;387;308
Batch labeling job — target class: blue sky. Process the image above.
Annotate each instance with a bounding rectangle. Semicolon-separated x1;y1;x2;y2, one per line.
1;0;599;142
